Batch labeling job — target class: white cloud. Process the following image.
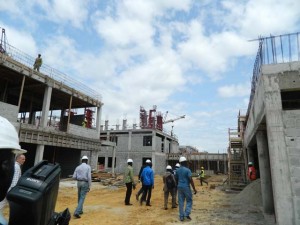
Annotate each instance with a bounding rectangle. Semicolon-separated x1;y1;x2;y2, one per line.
218;83;250;98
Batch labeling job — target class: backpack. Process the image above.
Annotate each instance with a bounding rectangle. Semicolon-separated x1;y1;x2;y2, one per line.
166;174;176;189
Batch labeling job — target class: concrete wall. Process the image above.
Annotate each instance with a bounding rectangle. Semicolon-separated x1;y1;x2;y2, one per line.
0;102;18;122
244;62;300;225
68;124;99;139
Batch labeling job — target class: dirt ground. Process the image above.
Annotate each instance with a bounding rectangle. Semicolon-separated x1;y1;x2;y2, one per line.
3;174;275;225
54;175;275;225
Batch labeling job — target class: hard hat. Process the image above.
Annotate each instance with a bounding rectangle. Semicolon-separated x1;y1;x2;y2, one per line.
127;159;133;163
201;166;204;169
175;163;180;167
248;162;253;165
146;159;151;163
82;156;88;160
179;156;187;162
0;116;27;154
166;165;172;170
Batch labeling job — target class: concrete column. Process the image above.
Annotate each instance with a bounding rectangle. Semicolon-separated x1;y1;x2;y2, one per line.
34;145;44;165
164;138;167;153
247;146;254;163
217;160;220;172
263;75;294;225
41;86;52;127
256;130;274;214
96;105;102;136
152;131;156;152
128;131;132;152
35;85;52;165
112;146;116;175
104;157;108;170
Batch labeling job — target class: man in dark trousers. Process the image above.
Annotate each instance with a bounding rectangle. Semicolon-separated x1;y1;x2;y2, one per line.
175;156;197;222
163;165;177;210
136;161;146;201
199;166;208;186
124;159;136;205
140;159;154;206
72;156;92;218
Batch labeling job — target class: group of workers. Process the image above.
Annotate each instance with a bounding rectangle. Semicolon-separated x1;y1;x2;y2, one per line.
123;156;203;221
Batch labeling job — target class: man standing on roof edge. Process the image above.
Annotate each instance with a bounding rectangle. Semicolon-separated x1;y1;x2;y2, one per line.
124;158;136;205
72;155;92;219
175;156;197;222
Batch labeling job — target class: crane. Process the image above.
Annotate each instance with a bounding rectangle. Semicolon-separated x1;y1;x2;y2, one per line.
163;115;185;124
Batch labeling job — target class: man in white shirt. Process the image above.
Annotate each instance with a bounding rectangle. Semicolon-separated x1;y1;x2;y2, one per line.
72;156;92;219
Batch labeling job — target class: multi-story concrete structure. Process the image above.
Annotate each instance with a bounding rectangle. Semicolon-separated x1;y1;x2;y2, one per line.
99;126;179;175
0;42;114;177
243;33;300;225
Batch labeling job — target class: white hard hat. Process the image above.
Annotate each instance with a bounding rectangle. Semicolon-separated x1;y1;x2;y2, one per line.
0;116;27;154
248;161;253;165
175;163;180;167
82;156;88;160
166;165;172;170
179;156;187;162
127;159;133;163
146;159;151;163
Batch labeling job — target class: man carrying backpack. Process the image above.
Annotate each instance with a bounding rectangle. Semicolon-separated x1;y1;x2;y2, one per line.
163;165;177;210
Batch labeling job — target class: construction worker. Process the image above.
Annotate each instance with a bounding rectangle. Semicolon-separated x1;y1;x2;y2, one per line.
124;159;136;205
163;165;177;210
175;156;197;222
199;166;208;186
136;161;146;201
33;54;42;72
72;155;92;218
82;118;87;128
173;163;180;205
140;159;154;206
247;162;256;181
0;116;27;225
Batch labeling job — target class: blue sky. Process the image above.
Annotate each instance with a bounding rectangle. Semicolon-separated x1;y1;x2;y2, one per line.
1;0;300;153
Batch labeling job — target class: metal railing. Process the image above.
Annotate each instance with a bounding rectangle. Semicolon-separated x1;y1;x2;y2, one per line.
4;42;102;101
246;32;300;117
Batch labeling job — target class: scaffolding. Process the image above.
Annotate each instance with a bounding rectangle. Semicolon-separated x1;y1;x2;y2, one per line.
227;112;247;188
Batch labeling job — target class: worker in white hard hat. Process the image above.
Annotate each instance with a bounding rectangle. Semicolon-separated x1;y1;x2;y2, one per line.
0;116;27;225
124;159;136;205
72;155;92;218
140;159;154;206
163;165;177;210
175;156;197;221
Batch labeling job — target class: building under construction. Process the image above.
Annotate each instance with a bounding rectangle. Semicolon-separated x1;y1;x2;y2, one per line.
0;29;114;177
228;33;300;225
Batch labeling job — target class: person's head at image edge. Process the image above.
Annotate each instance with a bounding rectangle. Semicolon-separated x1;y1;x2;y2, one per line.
0;116;27;201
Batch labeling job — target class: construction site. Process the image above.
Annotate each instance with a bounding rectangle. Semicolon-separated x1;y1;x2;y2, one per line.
1;27;300;225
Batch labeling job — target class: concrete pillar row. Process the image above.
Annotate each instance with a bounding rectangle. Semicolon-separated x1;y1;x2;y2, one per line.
256;130;274;214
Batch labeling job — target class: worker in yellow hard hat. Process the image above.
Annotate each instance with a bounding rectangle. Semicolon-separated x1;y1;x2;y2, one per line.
199;166;208;186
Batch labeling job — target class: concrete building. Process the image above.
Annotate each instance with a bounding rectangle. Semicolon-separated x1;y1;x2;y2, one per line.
99;126;179;175
0;43;114;177
243;33;300;225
